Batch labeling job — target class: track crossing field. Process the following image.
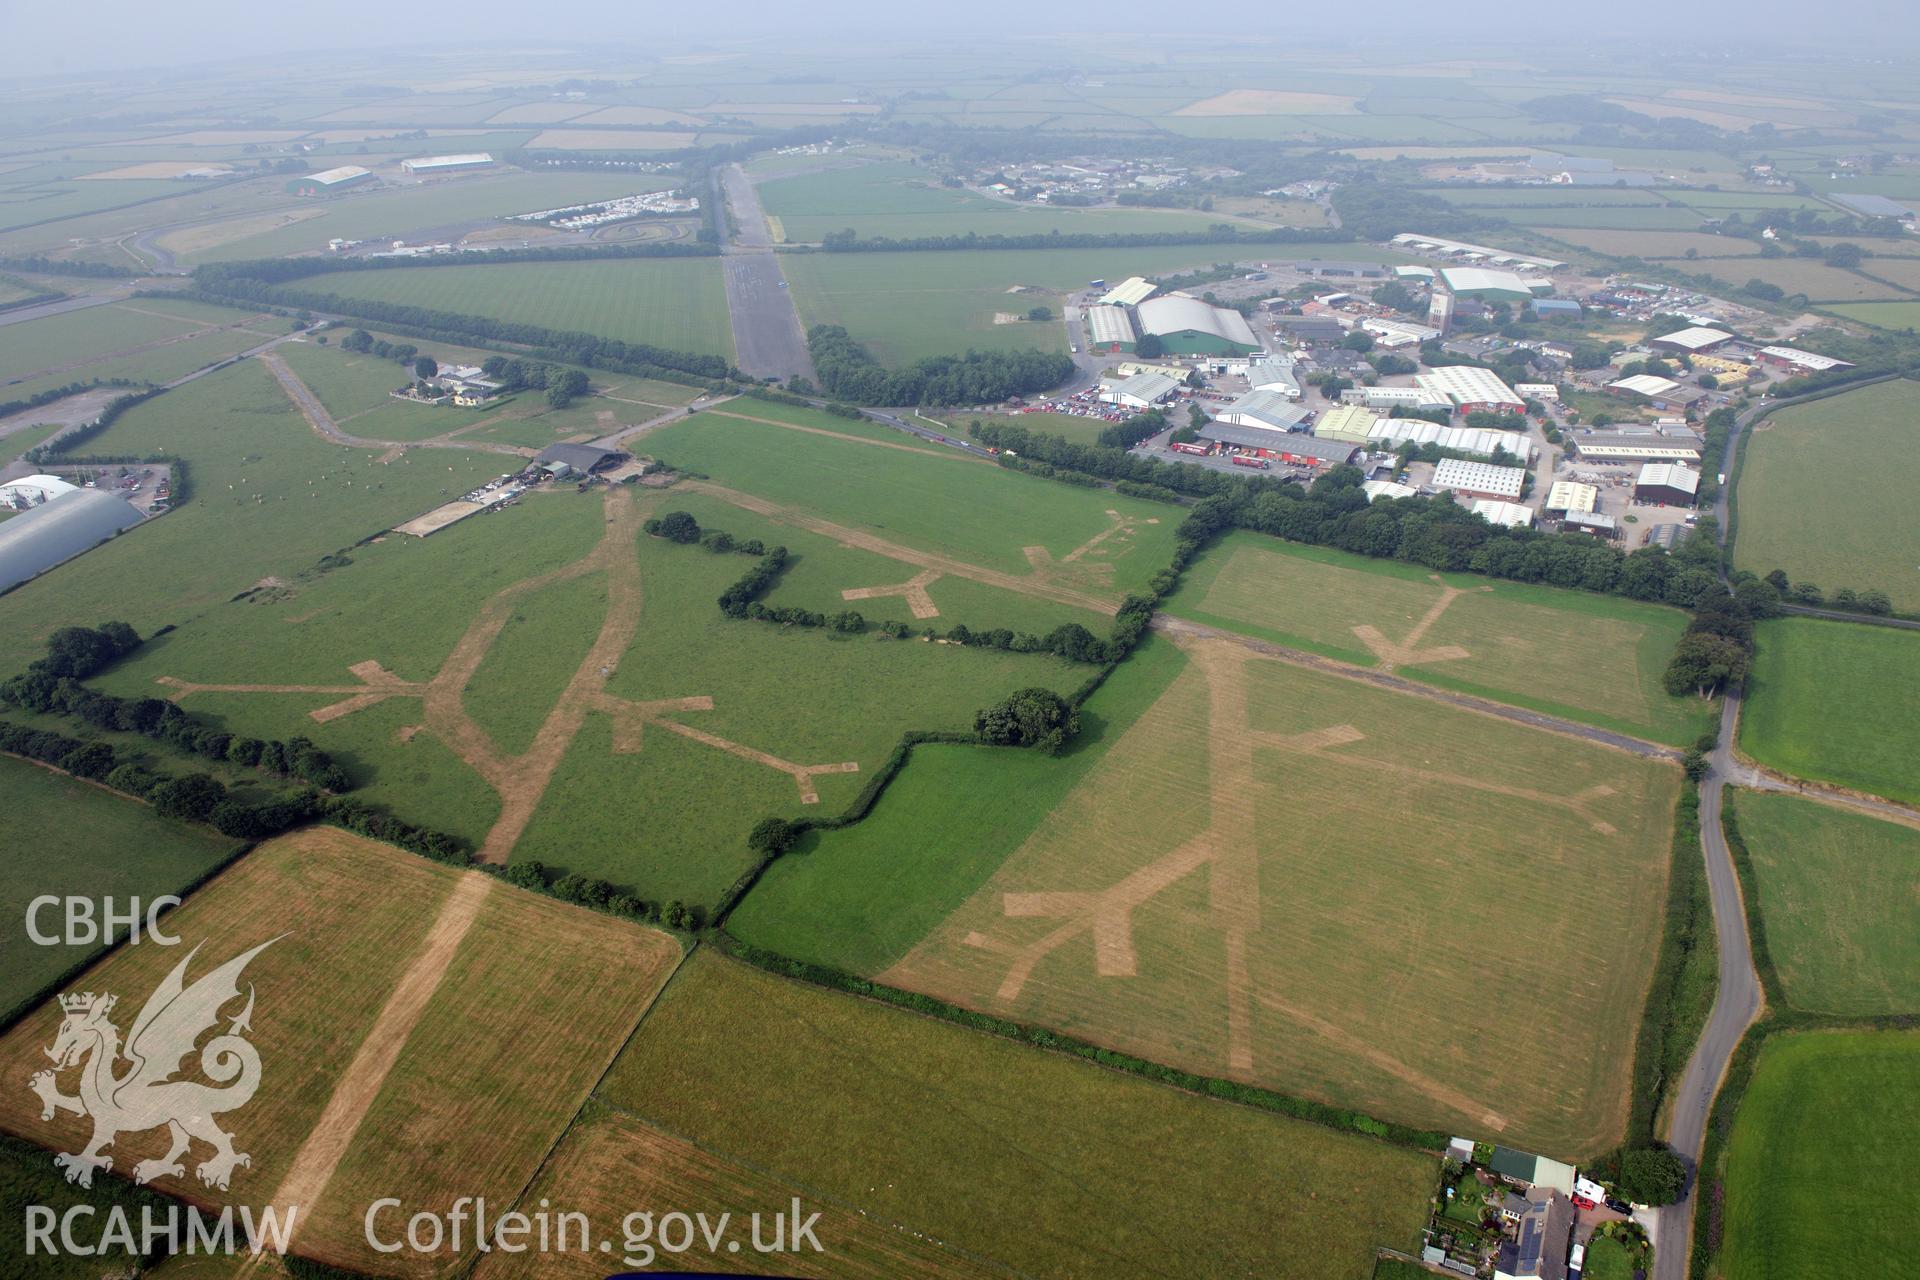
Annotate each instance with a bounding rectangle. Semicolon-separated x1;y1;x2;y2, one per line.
0;829;682;1277
1166;532;1713;744
1734;379;1920;613
1718;1031;1920;1280
874;632;1679;1157
576;949;1435;1280
1728;791;1920;1015
1739;617;1920;806
296;256;737;360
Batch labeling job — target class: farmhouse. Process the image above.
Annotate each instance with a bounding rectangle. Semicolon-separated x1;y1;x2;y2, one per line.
1415;366;1527;415
1136;295;1261;356
285;165;373;196
402;153;496;176
1569;431;1702;463
1494;1189;1573;1280
0;474;79;510
1650;326;1733;355
1471;500;1534;528
1099;371;1180;409
1198;421;1357;468
1096;276;1157;307
1756;345;1853;374
1634;462;1700;507
1431;458;1526;501
1215;389;1310;433
534;443;625;479
1084;304;1137;352
0;489;143;595
1544;480;1598;514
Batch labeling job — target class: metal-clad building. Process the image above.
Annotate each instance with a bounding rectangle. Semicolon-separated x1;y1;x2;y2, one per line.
1197;422;1357;467
401;153;496;175
0;489;143;595
285;165;374;196
1084;304;1137;352
1634;462;1700;507
1136;295;1261;356
1215;389;1309;433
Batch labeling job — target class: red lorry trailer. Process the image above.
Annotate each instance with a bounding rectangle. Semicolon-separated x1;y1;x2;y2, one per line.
1231;454;1270;469
1170;441;1210;455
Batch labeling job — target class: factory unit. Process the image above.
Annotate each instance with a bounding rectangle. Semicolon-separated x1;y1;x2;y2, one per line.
401;153;496;176
1471;500;1535;529
1544;480;1598;514
1367;420;1534;463
1134;295;1262;356
1650;326;1734;355
1434;266;1548;304
1269;313;1345;343
1431;458;1527;501
1096;276;1157;307
1360;316;1440;347
1389;234;1566;270
1634;462;1701;507
1341;385;1454;413
1099;371;1181;409
1362;478;1419;503
1568;431;1702;464
285;165;373;196
1606;374;1707;412
1215;390;1310;433
1755;345;1853;374
1313;404;1380;444
1292;260;1390;279
1084;304;1137;353
1415;366;1527;415
1197;421;1358;468
1529;297;1581;319
1246;357;1303;399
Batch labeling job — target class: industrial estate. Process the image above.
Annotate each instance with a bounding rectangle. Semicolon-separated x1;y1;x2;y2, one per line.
0;23;1916;1280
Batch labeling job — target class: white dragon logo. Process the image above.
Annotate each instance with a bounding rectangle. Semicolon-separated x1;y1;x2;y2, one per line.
29;938;277;1190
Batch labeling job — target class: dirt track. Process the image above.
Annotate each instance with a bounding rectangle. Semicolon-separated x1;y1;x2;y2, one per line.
259;351;535;460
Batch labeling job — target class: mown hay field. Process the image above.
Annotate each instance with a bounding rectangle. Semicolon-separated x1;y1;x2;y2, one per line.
593;949;1435;1280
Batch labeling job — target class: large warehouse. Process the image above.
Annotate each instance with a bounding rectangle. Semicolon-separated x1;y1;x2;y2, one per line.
1650;326;1733;355
1099;371;1180;409
1634;462;1701;507
285;165;373;196
401;153;495;176
1135;295;1261;356
1215;390;1308;433
1431;458;1527;500
1084;304;1137;352
1367;419;1534;463
1569;431;1703;463
1096;276;1156;307
1434;266;1543;303
1197;422;1357;468
0;474;79;509
0;489;143;595
1415;366;1527;415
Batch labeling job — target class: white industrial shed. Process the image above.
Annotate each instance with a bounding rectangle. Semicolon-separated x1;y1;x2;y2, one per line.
1085;304;1136;348
1216;389;1309;432
401;153;495;175
1366;420;1534;464
1097;276;1157;307
0;474;79;509
1135;295;1261;352
1099;371;1180;409
0;489;143;595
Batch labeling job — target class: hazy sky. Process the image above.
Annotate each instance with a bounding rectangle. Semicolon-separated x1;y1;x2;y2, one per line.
6;0;1920;78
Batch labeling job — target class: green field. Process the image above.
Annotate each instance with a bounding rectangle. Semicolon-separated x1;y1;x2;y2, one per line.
0;756;240;1020
0;302;231;384
756;160;1256;242
1728;790;1920;1015
1740;618;1920;805
1535;228;1765;259
1719;1031;1920;1280
1165;532;1714;744
593;948;1436;1280
1825;299;1920;330
779;245;1271;365
1718;256;1910;301
295;256;735;360
641;409;1180;597
937;408;1121;446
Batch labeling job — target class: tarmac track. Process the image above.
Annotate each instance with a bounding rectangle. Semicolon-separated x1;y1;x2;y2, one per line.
717;165;814;384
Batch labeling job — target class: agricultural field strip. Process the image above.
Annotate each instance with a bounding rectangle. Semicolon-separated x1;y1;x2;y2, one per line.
259;351;537;460
1725;750;1920;831
1152;616;1680;762
704;408;989;462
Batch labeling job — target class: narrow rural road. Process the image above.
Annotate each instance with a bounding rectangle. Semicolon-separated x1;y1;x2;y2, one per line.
1150;615;1682;761
1651;695;1763;1280
717;165;815;384
257;351;535;459
1775;603;1920;631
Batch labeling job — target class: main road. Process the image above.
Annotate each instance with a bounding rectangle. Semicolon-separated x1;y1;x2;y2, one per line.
717;165;815;385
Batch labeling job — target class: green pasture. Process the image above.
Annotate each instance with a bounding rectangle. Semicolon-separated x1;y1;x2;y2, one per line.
597;949;1436;1280
1825;300;1920;330
0;304;215;384
1740;618;1920;806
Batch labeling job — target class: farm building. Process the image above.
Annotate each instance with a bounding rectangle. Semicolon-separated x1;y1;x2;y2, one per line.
1367;420;1534;463
1268;313;1344;344
401;153;496;176
1246;357;1303;398
1756;345;1853;374
1390;234;1564;271
1084;304;1137;352
1435;267;1540;303
1415;366;1526;415
1569;431;1702;463
1634;462;1700;507
1650;326;1733;355
1471;500;1534;528
1606;374;1706;411
534;443;625;478
285;165;373;196
1198;421;1357;467
1544;480;1598;514
1431;458;1526;501
1099;371;1180;410
1529;298;1581;319
1830;192;1915;219
1215;389;1309;433
0;474;79;510
1494;1189;1573;1280
1096;276;1156;307
1136;295;1261;356
1314;404;1380;444
1362;478;1418;502
1487;1147;1578;1195
0;489;143;595
1292;260;1389;278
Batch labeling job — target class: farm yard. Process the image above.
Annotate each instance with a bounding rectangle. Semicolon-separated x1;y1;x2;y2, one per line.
1739;618;1920;806
1727;791;1920;1016
1165;533;1714;744
1716;1031;1920;1280
294;256;736;360
872;633;1680;1157
1734;379;1920;614
589;949;1435;1280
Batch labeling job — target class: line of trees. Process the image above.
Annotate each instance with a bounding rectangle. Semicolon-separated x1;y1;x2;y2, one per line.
807;325;1073;407
0;255;137;278
0;377;144;427
815;224;1353;253
193;241;716;289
